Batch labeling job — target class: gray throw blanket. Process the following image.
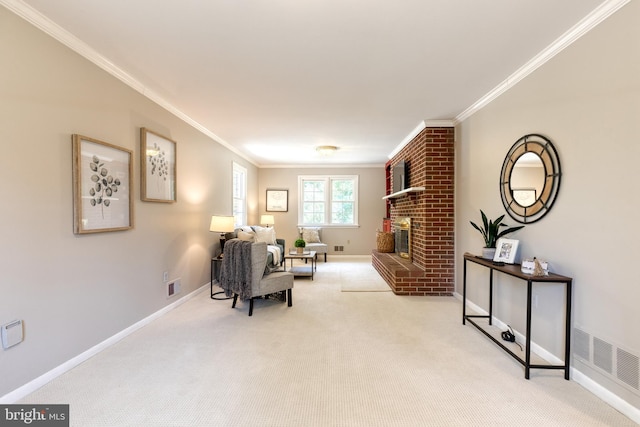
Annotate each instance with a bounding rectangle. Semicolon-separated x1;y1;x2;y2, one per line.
219;239;253;300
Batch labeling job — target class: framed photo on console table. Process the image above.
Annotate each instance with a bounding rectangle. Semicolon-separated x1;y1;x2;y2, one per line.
72;134;133;234
493;238;519;264
266;189;288;212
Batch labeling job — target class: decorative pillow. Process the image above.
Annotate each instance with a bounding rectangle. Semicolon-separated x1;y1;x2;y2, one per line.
302;228;321;243
237;230;256;242
255;227;277;245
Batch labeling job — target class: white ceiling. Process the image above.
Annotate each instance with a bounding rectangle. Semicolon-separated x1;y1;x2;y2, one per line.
7;0;616;166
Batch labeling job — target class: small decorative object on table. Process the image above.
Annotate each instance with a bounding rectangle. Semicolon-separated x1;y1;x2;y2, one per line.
470;210;524;259
521;258;549;276
294;238;306;254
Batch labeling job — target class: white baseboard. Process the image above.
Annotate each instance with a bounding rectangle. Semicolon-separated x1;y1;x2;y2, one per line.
0;284;208;404
572;369;640;424
454;291;640;424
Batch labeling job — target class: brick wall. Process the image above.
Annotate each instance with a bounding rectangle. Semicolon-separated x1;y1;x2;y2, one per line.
373;126;455;296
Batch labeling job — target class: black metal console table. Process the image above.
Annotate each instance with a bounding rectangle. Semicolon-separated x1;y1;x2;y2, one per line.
462;253;573;380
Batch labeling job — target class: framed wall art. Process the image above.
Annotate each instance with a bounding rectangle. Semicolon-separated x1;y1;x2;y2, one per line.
266;189;288;212
140;128;177;202
72;134;133;234
493;238;520;264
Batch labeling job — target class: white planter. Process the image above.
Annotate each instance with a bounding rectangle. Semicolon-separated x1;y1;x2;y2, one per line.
482;247;496;260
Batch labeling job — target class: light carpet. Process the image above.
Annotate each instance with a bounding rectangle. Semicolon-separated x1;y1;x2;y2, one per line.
340;258;391;292
19;256;637;426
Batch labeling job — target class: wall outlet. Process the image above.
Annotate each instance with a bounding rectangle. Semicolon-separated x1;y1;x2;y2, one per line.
163;271;169;282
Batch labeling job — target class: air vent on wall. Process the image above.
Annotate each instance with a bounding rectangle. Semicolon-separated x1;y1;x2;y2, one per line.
594;337;613;374
617;348;640;390
574;328;590;361
573;326;640;394
167;278;181;298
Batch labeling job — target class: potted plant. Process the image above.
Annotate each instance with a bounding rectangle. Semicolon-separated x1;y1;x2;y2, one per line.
470;210;524;259
294;238;306;254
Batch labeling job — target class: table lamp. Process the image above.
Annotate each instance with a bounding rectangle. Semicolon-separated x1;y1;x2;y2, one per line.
260;214;275;227
209;215;235;256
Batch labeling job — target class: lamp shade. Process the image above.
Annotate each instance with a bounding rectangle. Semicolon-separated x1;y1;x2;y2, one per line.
260;214;275;226
209;215;235;233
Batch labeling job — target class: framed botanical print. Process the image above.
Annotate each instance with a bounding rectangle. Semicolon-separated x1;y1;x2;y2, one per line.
266;189;288;212
72;134;133;234
140;128;177;202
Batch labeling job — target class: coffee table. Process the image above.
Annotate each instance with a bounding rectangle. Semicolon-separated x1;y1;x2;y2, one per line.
284;250;317;280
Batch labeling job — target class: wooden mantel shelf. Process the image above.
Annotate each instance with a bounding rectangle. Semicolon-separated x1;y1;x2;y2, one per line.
382;187;426;200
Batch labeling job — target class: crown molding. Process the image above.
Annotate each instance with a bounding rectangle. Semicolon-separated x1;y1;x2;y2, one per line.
455;0;631;124
0;0;258;167
424;119;456;128
388;121;425;159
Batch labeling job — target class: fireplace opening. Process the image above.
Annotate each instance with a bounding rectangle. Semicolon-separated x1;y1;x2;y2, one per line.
393;217;411;259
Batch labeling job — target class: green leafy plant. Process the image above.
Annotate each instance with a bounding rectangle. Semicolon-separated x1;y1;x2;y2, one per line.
294;238;306;248
88;155;121;219
470;210;524;248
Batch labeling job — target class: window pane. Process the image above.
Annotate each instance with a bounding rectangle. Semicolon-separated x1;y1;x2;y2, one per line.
299;175;357;226
232;163;247;226
332;179;354;202
331;201;354;224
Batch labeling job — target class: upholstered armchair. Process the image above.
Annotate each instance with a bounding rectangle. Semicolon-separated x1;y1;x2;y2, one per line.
225;226;285;267
300;227;328;262
219;240;294;316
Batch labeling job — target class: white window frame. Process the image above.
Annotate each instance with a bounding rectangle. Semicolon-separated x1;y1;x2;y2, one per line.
298;175;359;227
232;162;247;227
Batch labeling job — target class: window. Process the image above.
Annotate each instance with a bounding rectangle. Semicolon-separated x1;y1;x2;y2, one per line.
298;175;358;226
232;162;247;227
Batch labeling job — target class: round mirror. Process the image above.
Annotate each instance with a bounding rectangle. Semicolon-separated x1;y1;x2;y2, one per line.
500;134;561;224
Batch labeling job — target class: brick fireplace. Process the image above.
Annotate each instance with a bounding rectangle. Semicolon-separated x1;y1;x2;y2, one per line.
372;126;455;296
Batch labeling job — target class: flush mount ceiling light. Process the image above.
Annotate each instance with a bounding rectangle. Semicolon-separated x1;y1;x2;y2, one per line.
316;145;339;156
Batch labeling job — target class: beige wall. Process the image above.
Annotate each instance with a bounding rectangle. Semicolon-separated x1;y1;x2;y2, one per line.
0;7;384;397
257;167;386;255
0;8;258;396
456;1;640;408
4;0;639;412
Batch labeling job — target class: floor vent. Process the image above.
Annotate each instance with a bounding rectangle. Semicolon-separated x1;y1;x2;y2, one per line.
574;326;640;395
